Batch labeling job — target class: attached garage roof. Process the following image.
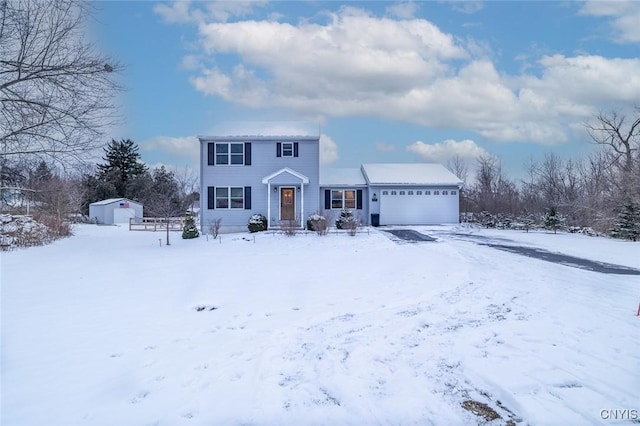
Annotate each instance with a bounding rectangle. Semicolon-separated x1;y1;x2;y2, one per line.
320;168;367;186
361;163;462;186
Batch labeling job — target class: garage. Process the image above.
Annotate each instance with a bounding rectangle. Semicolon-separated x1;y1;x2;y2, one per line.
379;188;459;225
361;163;463;225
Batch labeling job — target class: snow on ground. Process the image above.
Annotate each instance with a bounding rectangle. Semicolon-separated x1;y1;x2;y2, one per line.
2;224;639;425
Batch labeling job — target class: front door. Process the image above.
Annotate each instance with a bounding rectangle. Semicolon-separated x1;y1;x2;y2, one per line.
280;188;295;221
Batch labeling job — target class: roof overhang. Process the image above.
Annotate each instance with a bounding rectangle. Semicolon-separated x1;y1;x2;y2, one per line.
262;167;310;184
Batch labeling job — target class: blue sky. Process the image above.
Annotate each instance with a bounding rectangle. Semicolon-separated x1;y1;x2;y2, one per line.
89;1;640;181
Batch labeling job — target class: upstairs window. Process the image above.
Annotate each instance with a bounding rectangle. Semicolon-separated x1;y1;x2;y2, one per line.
451;190;457;195
215;143;244;165
434;190;440;195
277;142;299;157
443;190;448;195
282;142;293;157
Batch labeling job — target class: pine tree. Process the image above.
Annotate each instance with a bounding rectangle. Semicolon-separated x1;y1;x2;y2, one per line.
611;201;640;241
182;211;199;239
543;206;564;234
518;210;536;232
95;139;147;198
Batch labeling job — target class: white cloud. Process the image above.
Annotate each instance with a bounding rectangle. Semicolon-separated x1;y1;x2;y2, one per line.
162;6;640;146
375;142;396;152
580;0;640;43
406;139;488;164
153;1;195;24
154;1;267;24
320;134;338;165
386;2;419;19
190;68;232;97
140;135;200;164
180;54;201;71
448;1;484;15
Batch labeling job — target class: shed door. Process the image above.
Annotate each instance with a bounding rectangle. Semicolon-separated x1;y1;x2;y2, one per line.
280;188;295;221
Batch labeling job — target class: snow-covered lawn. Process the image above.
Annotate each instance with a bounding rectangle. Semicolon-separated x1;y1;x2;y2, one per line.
2;224;639;425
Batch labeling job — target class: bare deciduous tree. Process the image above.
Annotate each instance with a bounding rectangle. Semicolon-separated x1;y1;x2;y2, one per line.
0;0;122;165
586;108;640;175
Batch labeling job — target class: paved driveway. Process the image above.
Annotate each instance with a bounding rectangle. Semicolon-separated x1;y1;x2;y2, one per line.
483;243;640;275
383;229;640;275
383;229;436;242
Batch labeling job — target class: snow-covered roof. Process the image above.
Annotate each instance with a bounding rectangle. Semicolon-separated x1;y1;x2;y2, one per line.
198;135;319;142
320;168;367;186
89;198;141;206
361;163;462;186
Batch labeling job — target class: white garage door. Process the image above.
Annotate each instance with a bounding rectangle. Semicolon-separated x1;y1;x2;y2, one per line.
379;189;458;225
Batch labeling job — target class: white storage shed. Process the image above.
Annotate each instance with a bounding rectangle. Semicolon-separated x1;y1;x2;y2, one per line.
89;198;143;225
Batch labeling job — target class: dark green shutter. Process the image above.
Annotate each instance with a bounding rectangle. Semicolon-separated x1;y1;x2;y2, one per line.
324;190;331;210
207;143;214;165
207;186;215;209
356;190;363;209
294;142;299;157
276;142;282;157
244;186;251;209
244;143;251;165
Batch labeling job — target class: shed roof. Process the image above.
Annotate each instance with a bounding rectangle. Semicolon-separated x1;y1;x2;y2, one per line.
361;163;462;186
320;168;367;186
89;198;141;207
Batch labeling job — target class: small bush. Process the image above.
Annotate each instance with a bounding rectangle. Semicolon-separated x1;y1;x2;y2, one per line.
208;218;222;239
281;219;300;236
307;213;328;235
336;210;359;235
248;214;268;233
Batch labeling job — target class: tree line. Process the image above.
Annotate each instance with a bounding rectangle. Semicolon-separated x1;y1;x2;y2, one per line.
1;139;198;222
452;108;640;240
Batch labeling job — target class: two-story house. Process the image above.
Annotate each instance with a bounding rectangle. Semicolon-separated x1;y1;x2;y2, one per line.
199;135;320;233
199;135;463;233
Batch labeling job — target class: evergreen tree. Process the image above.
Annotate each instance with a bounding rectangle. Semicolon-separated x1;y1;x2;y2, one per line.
611;201;640;241
518;210;536;233
543;206;565;234
95;139;147;198
182;211;199;239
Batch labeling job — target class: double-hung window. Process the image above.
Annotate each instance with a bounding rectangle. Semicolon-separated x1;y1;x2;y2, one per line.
216;187;244;209
216;143;244;165
331;190;356;209
282;142;293;157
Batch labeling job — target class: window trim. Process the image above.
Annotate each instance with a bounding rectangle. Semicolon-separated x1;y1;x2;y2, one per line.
215;142;245;166
281;142;294;157
330;189;357;209
215;186;245;209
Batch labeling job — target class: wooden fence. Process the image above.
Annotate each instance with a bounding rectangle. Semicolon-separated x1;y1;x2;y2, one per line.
129;217;184;231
